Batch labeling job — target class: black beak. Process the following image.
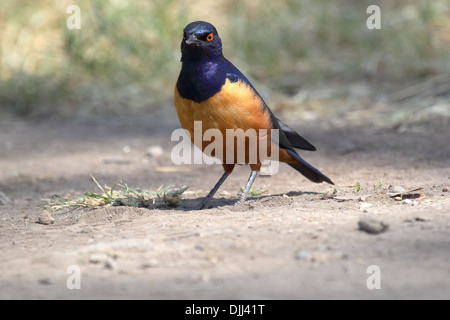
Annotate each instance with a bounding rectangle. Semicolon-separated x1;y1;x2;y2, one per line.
185;34;199;45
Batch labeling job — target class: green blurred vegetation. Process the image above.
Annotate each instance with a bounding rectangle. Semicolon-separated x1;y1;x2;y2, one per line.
0;0;189;116
0;0;449;117
227;0;449;85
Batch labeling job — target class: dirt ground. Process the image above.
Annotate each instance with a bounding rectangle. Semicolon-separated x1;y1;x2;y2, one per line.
0;106;449;300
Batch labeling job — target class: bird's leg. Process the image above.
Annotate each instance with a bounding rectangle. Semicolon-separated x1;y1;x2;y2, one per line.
235;170;259;205
195;170;232;210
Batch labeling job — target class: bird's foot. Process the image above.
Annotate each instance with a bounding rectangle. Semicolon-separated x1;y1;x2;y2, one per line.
233;190;251;206
232;195;253;208
194;197;212;210
232;198;259;211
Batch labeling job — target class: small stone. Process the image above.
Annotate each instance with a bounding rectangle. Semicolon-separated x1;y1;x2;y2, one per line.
358;216;389;235
103;258;116;270
37;210;54;225
195;242;205;251
122;145;131;153
38;278;52;285
387;185;407;196
146;145;163;158
78;227;94;234
295;250;311;260
89;253;109;264
320;188;337;200
141;260;159;269
442;187;449;192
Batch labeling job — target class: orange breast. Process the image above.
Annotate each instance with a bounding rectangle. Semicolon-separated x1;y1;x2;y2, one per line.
174;79;274;166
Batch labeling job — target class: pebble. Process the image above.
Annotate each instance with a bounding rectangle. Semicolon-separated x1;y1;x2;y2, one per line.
89;253;116;270
295;250;311;260
141;260;159;269
387;185;407;196
195;242;205;251
103;258;116;270
146;145;164;158
38;278;52;285
122;145;131;153
89;253;109;264
320;188;337;200
358;216;389;235
37;210;55;225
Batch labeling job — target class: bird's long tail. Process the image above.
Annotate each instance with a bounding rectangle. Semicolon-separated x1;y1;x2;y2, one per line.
285;149;334;185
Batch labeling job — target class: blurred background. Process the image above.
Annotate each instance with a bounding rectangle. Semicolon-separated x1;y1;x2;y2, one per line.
1;0;449;130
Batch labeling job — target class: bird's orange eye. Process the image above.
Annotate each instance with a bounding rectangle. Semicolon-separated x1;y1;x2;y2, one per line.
206;33;213;41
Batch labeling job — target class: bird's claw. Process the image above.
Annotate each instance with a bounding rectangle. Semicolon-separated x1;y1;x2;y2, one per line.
233;199;245;207
194;198;212;210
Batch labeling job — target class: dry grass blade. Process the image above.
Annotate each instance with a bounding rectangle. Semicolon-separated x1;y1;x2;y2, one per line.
43;175;189;211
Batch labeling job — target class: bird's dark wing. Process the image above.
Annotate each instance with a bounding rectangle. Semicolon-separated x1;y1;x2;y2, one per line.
222;58;334;185
223;58;316;152
275;118;316;151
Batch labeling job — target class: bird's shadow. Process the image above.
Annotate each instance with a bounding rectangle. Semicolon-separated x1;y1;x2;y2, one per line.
178;190;322;211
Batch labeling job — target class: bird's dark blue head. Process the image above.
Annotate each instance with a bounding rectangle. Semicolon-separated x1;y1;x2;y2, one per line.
180;21;223;62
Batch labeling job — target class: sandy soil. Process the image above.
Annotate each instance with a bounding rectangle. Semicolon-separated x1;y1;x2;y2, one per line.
0;107;449;299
